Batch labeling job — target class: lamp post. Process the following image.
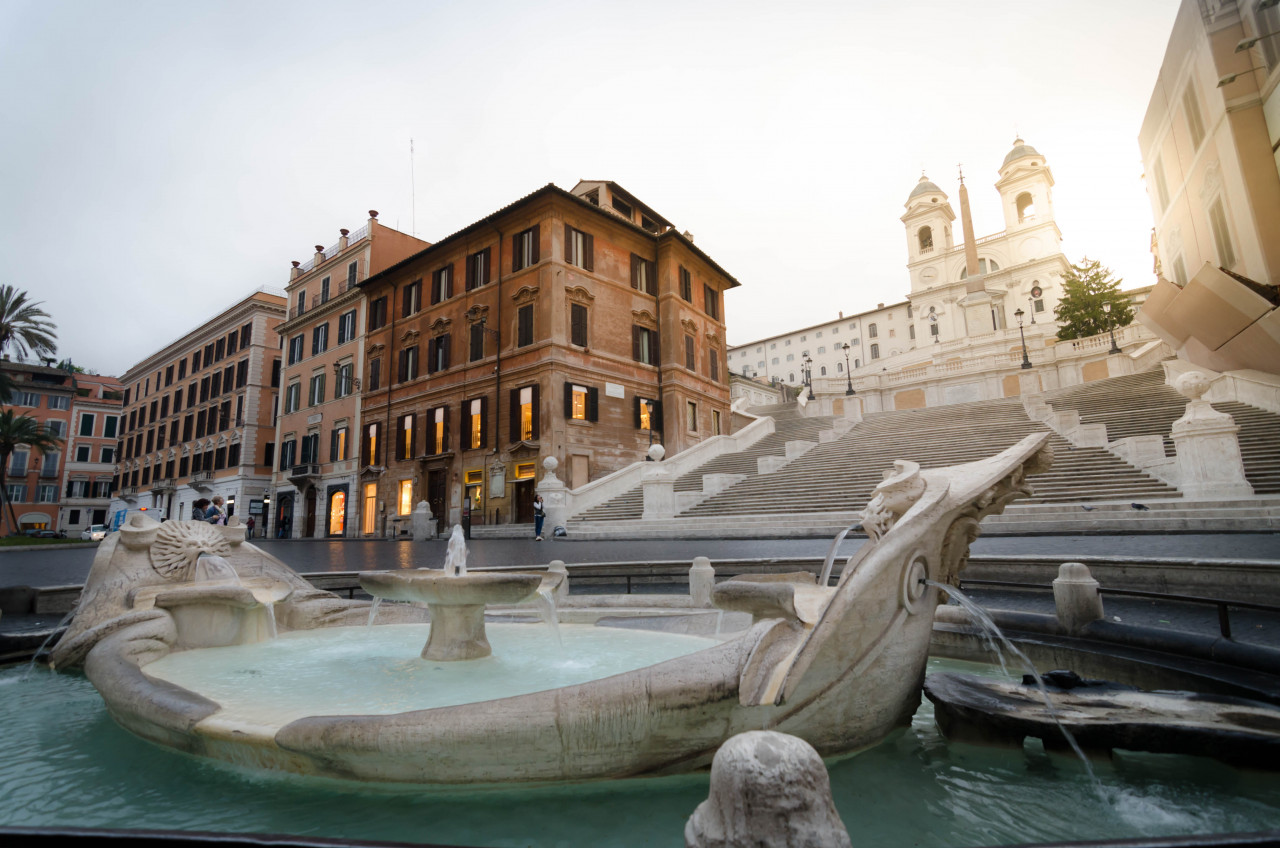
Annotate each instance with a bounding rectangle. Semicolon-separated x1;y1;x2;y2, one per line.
803;354;814;400
841;343;854;395
1104;301;1121;354
263;493;271;539
1028;297;1036;324
1014;308;1032;369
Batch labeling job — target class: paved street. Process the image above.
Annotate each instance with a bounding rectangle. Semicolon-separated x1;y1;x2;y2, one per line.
1;533;1277;589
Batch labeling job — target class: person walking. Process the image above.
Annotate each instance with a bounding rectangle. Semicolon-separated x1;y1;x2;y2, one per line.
206;496;226;525
191;499;209;521
246;515;256;537
533;494;546;541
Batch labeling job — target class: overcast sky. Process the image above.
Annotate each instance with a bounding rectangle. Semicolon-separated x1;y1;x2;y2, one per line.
2;0;1179;377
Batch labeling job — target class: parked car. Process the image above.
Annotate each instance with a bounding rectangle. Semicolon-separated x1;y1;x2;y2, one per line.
80;524;108;542
24;529;63;539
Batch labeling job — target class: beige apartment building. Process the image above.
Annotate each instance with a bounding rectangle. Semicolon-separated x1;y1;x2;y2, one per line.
1140;0;1280;288
269;213;428;539
111;290;285;526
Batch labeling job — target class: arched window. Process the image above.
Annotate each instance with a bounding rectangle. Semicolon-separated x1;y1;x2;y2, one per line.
868;323;878;338
855;358;860;368
837;362;844;373
959;258;1001;279
789;373;795;382
1016;192;1035;222
820;366;827;376
870;344;880;360
918;226;933;252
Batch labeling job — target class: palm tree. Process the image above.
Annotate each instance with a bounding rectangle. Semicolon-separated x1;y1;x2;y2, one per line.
0;410;63;534
0;286;57;362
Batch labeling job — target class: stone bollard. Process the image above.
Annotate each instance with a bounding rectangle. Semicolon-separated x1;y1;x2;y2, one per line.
547;560;569;603
685;731;852;848
642;444;675;520
1053;562;1104;633
411;501;437;541
1170;371;1254;499
689;557;715;607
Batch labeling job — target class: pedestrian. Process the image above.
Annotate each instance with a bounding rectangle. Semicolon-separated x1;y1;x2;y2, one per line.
246;515;256;537
191;499;209;521
206;496;226;525
533;494;546;541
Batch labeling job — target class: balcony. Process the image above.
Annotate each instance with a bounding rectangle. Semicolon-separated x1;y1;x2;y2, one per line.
150;478;175;494
118;486;138;502
190;470;213;491
287;463;322;489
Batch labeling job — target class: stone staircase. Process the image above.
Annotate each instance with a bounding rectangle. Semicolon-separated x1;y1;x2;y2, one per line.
1041;368;1280;494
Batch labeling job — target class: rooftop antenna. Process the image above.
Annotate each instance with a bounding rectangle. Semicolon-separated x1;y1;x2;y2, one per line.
410;138;416;237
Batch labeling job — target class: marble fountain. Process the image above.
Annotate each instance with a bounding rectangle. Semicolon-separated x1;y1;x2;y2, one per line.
46;435;1061;786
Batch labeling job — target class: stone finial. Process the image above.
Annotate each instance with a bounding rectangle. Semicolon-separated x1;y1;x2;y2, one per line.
542;455;559;473
1175;371;1211;402
369;210;379;219
648;444;666;462
315;245;325;253
685;731;852;848
340;228;349;237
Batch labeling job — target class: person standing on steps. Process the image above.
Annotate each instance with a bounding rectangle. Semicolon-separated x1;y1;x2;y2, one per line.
533;494;546;541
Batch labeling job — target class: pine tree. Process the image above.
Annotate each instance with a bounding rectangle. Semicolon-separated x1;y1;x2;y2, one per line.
1054;258;1134;341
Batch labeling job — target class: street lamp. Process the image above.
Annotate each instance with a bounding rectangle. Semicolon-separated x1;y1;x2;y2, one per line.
1104;301;1121;354
841;343;854;395
929;311;939;343
1014;308;1032;370
803;354;814;401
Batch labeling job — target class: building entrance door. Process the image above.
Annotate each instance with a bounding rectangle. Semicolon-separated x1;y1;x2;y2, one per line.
304;488;317;537
513;479;534;523
276;494;294;539
427;470;446;527
326;485;347;537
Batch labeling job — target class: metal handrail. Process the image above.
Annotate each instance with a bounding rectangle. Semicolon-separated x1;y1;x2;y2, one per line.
957;578;1280;641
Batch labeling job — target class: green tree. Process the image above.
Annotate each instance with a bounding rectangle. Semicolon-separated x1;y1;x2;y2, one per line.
0;286;57;361
0;410;64;534
1053;258;1134;341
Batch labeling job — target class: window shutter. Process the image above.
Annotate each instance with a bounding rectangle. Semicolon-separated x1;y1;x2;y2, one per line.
465;254;475;290
442;405;450;453
583;233;593;272
654;401;664;432
361;429;370;466
563;381;574;418
632;326;641;361
510;387;520;443
633;396;642;429
630;254;639;289
409;414;417;458
511;232;521;271
480;248;491;285
330;429;339;462
460;404;468;451
530;224;540;264
587;387;599;422
530;384;540;440
565;223;573;264
479;397;489;449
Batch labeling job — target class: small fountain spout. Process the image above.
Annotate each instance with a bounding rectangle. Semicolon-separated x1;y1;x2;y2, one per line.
443;525;468;577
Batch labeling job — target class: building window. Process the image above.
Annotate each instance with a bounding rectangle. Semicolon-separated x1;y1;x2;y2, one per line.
428;334;451;373
1033;299;1045;313
362;482;377;534
630;254;655;293
930;322;940;338
514;384;541;439
347;260;358;288
564;383;597;423
1152;155;1170;212
7;452;27;476
428;406;448;454
470;323;486;362
1183;83;1206;149
680;266;693;302
402;280;422;317
368;297;388;331
1208;197;1236;269
918;226;933;252
397;413;415;461
570;302;588;347
75;445;91;462
686;401;698;432
633;326;656;364
284;381;301;413
332;362;351;398
308;373;326;406
312;323;329;356
712;410;722;436
398;345;420;382
684;335;696;370
432;265;453;304
288;334;304;365
464;397;487;450
870;344;880;359
635;397;659;431
710;349;720;382
704;285;720;321
466;248;491;290
330;425;348;461
566;225;594;271
517;304;534;347
279;438;297;471
368;358;382;391
6;484;27;503
78;413;95;436
512;226;539;272
295;290;306;317
337;310;356;345
362;422;381;467
320;276;331;303
399;479;413;516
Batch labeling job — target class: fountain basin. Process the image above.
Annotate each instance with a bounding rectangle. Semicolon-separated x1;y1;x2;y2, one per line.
359;569;547;660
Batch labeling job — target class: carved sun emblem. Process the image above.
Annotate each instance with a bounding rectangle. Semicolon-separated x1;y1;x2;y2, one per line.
149;521;233;581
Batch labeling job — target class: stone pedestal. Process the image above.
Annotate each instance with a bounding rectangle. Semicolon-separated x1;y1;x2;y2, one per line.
689;557;715;607
536;456;568;533
1170;372;1254;500
411;500;437;541
641;444;675;520
1052;562;1104;633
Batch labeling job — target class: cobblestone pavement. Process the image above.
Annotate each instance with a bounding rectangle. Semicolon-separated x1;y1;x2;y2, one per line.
1;533;1277;588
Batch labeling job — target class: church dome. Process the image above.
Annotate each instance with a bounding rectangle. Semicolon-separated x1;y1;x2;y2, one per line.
1002;138;1041;168
907;174;945;202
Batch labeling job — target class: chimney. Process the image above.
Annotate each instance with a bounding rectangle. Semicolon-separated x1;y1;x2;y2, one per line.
838;311;843;319
290;260;301;280
338;228;350;251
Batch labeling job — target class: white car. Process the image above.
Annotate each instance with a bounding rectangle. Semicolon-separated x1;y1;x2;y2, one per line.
80;524;107;542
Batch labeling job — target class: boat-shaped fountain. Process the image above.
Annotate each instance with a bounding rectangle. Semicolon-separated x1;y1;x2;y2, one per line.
48;433;1052;785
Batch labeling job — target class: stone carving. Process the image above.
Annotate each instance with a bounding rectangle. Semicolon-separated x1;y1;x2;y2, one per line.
149;521;232;581
858;460;926;541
